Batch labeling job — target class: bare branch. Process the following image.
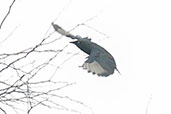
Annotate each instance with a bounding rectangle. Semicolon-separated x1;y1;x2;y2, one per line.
0;0;16;29
0;7;100;113
145;94;152;114
0;27;93;114
0;25;19;45
83;24;110;38
0;107;7;114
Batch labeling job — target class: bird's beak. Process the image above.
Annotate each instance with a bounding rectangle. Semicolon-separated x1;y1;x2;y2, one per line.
70;41;77;44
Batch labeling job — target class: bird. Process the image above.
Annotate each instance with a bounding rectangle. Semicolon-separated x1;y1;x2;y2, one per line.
52;23;120;77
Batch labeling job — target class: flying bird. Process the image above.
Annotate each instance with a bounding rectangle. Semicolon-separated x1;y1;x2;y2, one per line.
52;23;120;77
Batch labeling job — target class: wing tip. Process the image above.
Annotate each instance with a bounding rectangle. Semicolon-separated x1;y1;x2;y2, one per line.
81;62;113;77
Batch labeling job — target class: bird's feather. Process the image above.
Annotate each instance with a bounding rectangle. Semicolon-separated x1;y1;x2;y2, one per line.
52;23;120;77
82;48;116;76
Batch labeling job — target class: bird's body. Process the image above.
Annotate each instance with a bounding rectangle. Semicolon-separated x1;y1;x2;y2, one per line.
70;37;119;76
52;23;120;77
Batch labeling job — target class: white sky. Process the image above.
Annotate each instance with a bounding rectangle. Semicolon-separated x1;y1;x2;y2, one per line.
0;0;171;114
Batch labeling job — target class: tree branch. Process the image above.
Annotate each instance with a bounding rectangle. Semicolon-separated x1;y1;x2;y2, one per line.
0;107;7;114
0;0;16;29
145;94;152;114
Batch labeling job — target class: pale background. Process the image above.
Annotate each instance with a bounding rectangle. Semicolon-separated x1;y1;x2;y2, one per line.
0;0;171;114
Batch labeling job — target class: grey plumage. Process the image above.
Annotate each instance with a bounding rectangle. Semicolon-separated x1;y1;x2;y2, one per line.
52;23;120;77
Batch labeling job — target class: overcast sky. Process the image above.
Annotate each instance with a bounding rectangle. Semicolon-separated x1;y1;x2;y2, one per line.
0;0;171;114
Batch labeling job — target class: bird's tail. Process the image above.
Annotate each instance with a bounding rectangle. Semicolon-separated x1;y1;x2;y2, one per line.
52;23;70;36
52;23;79;39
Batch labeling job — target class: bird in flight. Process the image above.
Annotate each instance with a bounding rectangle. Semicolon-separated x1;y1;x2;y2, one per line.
52;23;120;77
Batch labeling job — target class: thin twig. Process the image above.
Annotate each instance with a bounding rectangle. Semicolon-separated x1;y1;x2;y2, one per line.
0;107;7;114
83;24;110;38
0;0;16;29
0;25;19;45
145;94;152;114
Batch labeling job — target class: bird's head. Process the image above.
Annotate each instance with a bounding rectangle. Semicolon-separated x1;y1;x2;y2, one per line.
70;37;92;55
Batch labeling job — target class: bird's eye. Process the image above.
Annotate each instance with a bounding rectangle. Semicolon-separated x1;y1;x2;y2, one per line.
77;41;81;44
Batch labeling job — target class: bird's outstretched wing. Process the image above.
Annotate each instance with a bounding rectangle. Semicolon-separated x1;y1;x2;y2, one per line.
82;48;116;76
